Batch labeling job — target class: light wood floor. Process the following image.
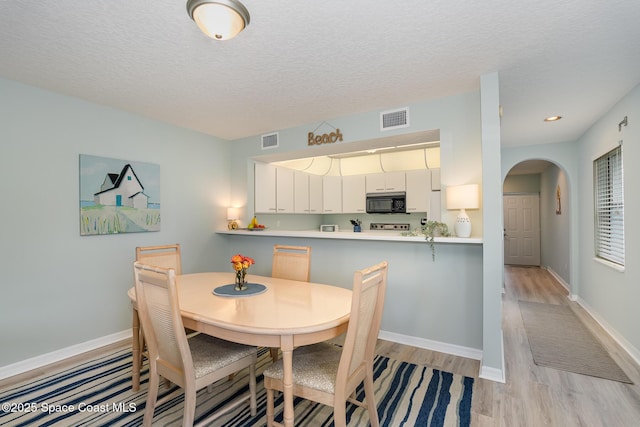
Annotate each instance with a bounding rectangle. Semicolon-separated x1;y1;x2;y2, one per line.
3;266;640;426
376;266;640;426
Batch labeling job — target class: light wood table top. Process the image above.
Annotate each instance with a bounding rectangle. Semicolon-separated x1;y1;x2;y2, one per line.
129;272;352;427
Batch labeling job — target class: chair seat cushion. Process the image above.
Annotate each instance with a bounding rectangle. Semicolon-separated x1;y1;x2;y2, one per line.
263;343;341;394
188;334;257;379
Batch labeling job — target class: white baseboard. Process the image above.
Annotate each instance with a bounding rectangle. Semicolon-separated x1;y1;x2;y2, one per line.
5;328;506;383
378;330;483;361
0;330;131;381
378;330;507;383
479;331;506;383
575;297;640;367
545;266;577;300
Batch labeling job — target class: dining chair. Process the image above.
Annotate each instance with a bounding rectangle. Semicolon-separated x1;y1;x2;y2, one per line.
271;244;312;282
136;243;182;273
270;244;312;361
131;244;182;391
263;260;388;427
133;262;257;427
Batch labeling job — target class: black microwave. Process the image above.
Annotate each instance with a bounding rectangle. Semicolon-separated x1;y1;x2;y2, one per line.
366;192;406;214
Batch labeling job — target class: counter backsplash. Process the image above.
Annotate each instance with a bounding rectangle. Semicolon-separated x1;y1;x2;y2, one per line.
245;212;433;233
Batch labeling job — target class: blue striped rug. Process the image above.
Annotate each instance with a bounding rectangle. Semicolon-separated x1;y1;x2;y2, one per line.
0;347;473;426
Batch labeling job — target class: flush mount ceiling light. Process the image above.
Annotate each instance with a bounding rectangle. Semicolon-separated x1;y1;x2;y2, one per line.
186;0;250;41
544;115;562;122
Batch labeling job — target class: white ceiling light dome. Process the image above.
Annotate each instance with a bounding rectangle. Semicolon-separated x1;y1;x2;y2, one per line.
186;0;250;41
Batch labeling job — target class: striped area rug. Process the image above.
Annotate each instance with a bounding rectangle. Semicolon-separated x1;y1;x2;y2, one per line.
1;347;474;426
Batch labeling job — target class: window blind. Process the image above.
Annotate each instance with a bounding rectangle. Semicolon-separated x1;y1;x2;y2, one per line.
594;145;624;266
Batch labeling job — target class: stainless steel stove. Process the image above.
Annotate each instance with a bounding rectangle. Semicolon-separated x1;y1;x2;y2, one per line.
369;222;410;231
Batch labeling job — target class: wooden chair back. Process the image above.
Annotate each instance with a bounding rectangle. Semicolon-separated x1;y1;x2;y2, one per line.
136;244;182;275
263;260;389;426
271;244;311;282
133;262;193;387
336;261;388;395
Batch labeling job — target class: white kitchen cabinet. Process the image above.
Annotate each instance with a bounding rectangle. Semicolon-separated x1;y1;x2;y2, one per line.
322;175;342;213
254;162;276;213
294;172;323;213
309;174;323;213
365;172;406;193
406;169;431;213
429;190;442;221
342;175;366;213
276;167;294;213
294;171;309;213
431;168;441;191
365;173;385;193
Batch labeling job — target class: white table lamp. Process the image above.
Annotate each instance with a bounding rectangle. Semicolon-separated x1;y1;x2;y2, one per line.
446;184;479;238
227;207;240;230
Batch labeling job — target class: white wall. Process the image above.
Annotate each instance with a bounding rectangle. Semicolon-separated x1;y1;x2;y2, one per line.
480;72;505;379
540;165;571;284
503;174;541;193
0;78;231;366
576;83;640;360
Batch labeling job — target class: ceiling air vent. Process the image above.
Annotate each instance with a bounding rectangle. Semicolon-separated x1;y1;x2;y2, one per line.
261;132;279;150
380;107;410;131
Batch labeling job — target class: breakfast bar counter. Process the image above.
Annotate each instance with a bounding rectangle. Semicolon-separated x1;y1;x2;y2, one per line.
216;229;482;244
217;227;485;361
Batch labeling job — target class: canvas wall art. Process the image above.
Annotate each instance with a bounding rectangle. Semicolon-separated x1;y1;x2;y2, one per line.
79;154;160;235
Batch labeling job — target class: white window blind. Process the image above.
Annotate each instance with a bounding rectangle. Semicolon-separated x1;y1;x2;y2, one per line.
594;145;625;266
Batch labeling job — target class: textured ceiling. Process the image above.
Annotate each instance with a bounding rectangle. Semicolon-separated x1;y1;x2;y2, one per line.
1;1;639;147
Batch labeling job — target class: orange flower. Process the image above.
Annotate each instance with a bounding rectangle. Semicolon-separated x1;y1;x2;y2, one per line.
230;254;255;273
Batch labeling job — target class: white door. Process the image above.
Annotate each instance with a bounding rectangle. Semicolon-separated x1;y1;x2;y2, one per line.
503;194;540;266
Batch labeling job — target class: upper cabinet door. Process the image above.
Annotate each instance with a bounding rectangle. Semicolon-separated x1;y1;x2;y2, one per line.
342;175;366;213
365;173;386;193
308;174;323;213
294;172;323;214
365;172;406;193
294;171;310;213
322;176;342;213
276;167;294;213
406;169;430;213
384;171;406;191
254;163;276;213
431;169;441;191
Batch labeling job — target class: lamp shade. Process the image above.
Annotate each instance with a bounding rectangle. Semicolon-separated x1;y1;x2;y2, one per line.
446;184;479;210
227;207;239;220
187;0;250;41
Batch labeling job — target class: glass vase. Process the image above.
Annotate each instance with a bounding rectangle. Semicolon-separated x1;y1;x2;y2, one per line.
235;271;247;291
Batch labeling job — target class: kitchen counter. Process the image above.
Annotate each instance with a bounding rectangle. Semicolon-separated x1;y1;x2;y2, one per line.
216;229;482;244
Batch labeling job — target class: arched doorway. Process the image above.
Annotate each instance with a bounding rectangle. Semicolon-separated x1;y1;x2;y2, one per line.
503;159;572;289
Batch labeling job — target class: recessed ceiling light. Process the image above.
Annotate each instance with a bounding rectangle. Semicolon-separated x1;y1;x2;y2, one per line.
544;115;562;122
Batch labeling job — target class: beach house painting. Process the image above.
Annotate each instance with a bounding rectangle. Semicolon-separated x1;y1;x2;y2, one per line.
80;154;160;235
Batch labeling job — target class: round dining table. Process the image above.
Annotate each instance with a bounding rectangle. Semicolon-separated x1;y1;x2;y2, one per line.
129;271;352;427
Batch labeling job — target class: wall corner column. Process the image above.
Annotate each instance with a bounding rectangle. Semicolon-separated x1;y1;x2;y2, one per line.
479;72;506;382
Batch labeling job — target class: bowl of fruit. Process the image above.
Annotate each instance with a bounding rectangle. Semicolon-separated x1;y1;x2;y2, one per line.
247;216;266;231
